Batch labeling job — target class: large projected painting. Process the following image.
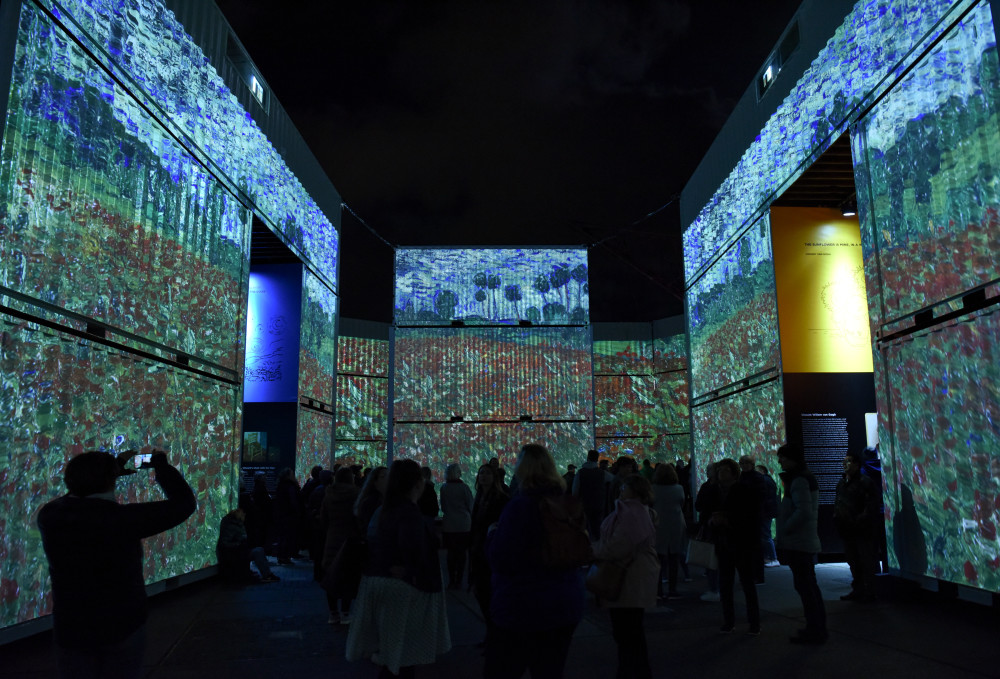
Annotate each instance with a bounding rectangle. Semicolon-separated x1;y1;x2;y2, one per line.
0;315;239;630
299;271;338;404
853;3;1000;326
38;0;339;288
394;327;593;421
592;334;690;463
879;306;1000;591
686;215;779;398
683;0;977;282
393;421;593;478
0;3;251;369
336;336;389;467
691;379;786;480
394;248;589;325
296;407;333;482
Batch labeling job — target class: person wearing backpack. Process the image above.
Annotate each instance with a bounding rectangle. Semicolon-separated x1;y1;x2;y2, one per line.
485;444;586;679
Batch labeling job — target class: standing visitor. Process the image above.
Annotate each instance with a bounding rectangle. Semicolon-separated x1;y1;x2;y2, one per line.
38;450;196;679
321;467;361;624
834;449;880;602
711;458;761;635
469;464;510;646
346;459;451;678
593;474;659;679
486;444;585;679
440;463;474;588
573;449;613;538
651;463;686;600
694;462;722;601
273;467;302;564
776;443;827;644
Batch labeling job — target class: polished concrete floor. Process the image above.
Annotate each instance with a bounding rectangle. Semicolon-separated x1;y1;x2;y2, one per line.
2;557;998;678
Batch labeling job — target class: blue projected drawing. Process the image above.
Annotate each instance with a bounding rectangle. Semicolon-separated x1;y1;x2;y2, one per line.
395;248;589;325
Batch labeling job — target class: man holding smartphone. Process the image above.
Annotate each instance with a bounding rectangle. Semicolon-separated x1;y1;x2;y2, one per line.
38;449;196;679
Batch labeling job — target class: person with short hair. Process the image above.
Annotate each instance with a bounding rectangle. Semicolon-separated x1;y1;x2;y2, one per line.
834;449;880;602
711;458;761;635
440;463;474;588
776;443;827;644
652;463;686;599
38;450;196;679
573;449;614;538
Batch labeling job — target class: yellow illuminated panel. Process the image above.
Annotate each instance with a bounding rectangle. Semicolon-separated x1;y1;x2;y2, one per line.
771;207;873;373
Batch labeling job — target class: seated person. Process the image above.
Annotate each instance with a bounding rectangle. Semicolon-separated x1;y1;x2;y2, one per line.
217;508;279;583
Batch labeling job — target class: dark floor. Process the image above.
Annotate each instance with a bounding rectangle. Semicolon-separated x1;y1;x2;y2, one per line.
2;556;998;679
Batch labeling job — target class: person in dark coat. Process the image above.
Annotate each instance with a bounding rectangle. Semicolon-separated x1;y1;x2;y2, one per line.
694;462;722;601
273;468;302;564
355;466;388;536
417;466;440;519
711;458;762;634
776;443;827;644
321;467;361;624
486;444;585;679
835;449;880;602
572;449;613;539
345;460;451;677
251;472;273;551
469;464;510;645
37;450;196;679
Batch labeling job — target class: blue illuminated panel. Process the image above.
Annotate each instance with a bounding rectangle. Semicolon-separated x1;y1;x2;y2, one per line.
244;266;302;403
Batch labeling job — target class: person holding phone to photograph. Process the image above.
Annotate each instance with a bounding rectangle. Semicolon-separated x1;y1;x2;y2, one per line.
38;449;196;679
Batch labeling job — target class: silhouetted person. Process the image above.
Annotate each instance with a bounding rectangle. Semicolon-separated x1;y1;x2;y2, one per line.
776;443;827;644
835;449;880;601
573;449;613;538
712;458;762;634
273;467;301;564
892;484;928;578
417;466;440;518
217;507;279;584
251;473;273;551
38;450;195;679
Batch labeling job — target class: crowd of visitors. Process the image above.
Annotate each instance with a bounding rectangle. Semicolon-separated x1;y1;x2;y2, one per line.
38;441;884;678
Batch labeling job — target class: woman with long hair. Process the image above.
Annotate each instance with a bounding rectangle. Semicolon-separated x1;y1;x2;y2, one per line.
593;474;659;679
652;463;686;599
485;444;585;679
354;466;388;537
320;467;360;624
469;463;510;645
346;459;451;678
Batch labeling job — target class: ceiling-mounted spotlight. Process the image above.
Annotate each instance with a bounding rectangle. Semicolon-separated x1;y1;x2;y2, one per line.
840;194;857;217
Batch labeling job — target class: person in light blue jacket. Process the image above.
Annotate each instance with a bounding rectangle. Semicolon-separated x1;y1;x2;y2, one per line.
775;443;827;645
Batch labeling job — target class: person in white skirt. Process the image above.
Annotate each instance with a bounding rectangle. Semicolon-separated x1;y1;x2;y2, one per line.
346;459;451;678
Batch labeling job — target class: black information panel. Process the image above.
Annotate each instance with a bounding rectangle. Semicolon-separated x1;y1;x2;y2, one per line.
783;372;878;553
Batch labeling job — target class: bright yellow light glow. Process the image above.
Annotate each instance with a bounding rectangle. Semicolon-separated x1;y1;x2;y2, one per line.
771;206;873;373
